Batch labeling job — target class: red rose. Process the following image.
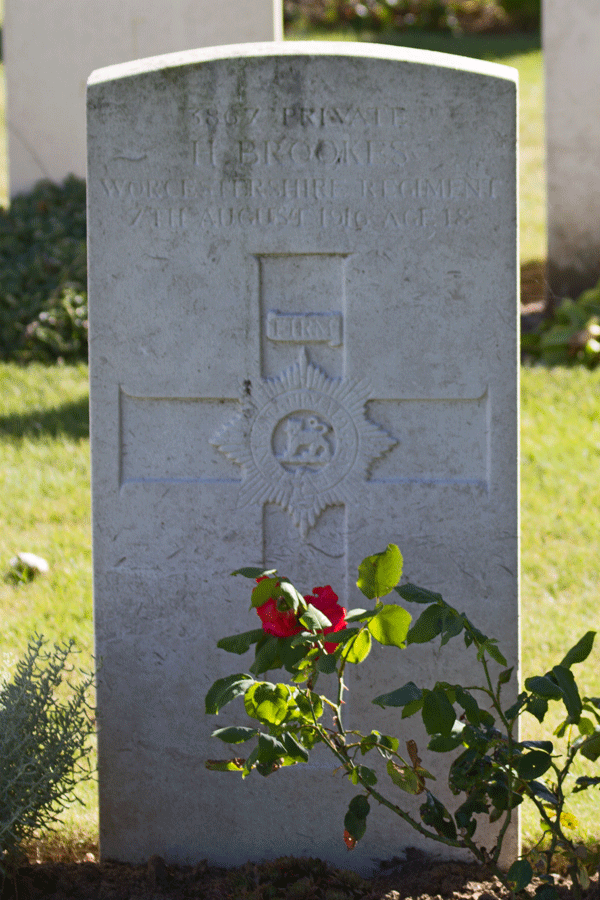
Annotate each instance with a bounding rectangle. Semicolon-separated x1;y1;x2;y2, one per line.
256;583;346;653
304;586;347;653
256;598;303;639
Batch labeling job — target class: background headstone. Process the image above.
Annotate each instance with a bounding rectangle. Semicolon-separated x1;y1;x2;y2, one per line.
544;0;600;301
88;42;518;871
4;0;282;196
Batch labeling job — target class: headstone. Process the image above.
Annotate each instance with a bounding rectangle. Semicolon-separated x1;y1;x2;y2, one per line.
88;42;518;871
544;0;600;300
3;0;282;197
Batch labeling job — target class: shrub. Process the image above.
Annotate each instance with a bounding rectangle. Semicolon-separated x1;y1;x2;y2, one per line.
0;636;95;875
206;545;600;899
0;177;88;364
283;0;538;33
522;278;600;367
498;0;540;29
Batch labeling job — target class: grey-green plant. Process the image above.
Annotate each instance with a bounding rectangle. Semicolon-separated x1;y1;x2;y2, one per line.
0;636;95;875
206;545;600;898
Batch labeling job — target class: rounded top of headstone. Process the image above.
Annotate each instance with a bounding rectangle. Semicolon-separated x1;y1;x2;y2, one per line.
87;40;518;89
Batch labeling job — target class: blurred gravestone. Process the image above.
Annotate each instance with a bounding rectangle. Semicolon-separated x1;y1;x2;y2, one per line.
3;0;282;196
88;42;518;870
544;0;600;300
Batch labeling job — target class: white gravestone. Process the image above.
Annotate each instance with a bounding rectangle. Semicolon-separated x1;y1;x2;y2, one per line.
3;0;282;197
544;0;600;300
88;43;518;870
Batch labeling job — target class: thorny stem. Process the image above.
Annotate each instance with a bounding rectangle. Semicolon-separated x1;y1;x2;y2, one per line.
528;744;582;896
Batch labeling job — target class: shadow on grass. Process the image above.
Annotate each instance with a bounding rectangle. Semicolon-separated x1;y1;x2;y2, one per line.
373;29;540;60
0;396;89;441
286;25;541;61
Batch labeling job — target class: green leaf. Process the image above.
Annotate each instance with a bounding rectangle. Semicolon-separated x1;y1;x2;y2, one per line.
295;690;324;720
504;692;527;720
345;609;370;622
387;760;422;794
379;734;400;753
528;780;558;805
573;776;600;792
406;605;444;644
205;673;254;715
343;628;372;664
402;698;425;718
407;604;465;647
344;794;370;842
250;577;282;609
422;689;456;736
217;629;264;655
244;682;291;725
517;750;553;780
232;567;277;579
250;636;281;675
368;605;412;648
211;726;258;744
577;717;595;736
428;730;464;752
561;632;596;669
507;859;533;893
521;740;554;753
455;796;489;838
205;758;245;772
420;792;457;840
525;675;564;700
256;733;287;770
356;765;378;787
498;667;514;686
278;636;308;673
325;628;361;646
317;653;338;674
394;583;443;605
372;681;422;709
455;687;481;726
348;794;370;819
357;544;403;599
526;695;549;722
300;604;332;632
477;639;507;666
280;580;305;613
579;730;600;762
551;664;582;721
281;732;309;763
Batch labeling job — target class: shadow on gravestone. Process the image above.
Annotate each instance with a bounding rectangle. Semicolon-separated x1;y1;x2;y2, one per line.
87;42;518;872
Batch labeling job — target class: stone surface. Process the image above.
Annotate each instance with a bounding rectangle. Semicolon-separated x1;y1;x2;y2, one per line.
4;0;281;196
87;42;518;871
544;0;600;300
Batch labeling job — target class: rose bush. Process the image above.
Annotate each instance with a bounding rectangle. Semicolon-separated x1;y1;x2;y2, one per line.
206;545;600;900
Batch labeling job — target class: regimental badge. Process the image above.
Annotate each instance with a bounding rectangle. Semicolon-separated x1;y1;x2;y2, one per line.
211;349;396;538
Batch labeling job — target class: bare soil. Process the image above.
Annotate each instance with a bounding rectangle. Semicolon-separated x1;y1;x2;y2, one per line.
2;848;598;900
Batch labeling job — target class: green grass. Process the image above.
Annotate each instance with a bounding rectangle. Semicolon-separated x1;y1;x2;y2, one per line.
0;362;96;848
520;365;600;848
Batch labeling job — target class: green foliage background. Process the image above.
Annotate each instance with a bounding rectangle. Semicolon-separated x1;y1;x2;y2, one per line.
0;177;87;363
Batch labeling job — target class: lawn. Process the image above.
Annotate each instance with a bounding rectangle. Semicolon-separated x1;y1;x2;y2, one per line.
1;24;598;865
